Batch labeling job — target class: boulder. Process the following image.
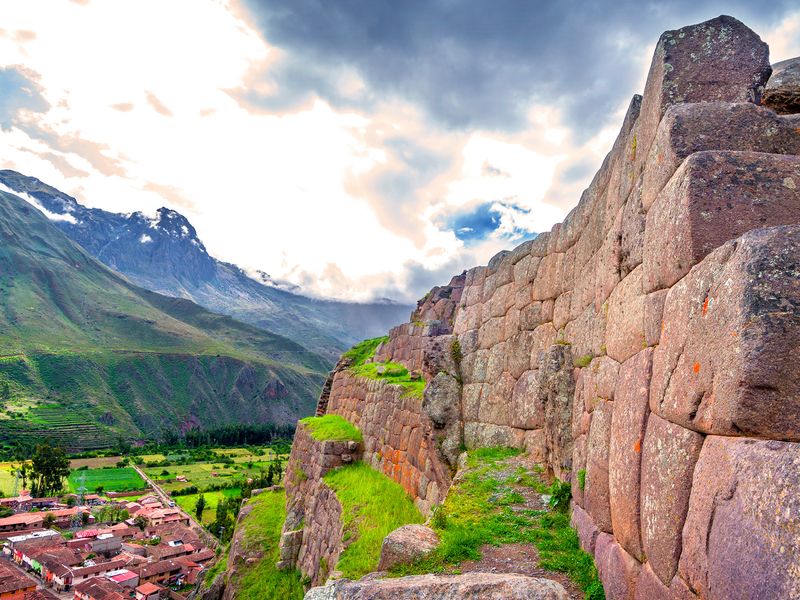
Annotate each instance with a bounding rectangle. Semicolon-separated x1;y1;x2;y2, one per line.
304;573;569;599
651;226;800;440
763;57;800;114
679;436;800;599
377;525;439;571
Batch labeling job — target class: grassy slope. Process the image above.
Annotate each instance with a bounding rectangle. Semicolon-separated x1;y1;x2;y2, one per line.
0;190;327;449
344;337;425;398
325;462;423;579
230;489;304;600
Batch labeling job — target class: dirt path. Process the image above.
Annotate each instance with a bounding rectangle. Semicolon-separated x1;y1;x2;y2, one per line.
133;465;217;548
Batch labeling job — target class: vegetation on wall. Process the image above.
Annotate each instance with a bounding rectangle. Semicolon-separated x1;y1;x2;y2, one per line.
300;414;363;443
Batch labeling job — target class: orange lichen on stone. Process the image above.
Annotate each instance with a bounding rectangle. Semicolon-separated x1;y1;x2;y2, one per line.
692;362;701;374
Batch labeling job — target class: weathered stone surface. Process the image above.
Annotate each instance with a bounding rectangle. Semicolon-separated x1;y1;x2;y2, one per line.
635;564;697;600
605;266;646;363
377;525;439;571
763;57;800;114
571;503;599;555
644;151;800;291
651;226;800;440
643;289;668;347
585;400;613;532
609;349;652;561
636;16;771;182
583;356;620;405
305;573;569;600
422;373;462;466
641;102;800;209
640;414;704;585
510;369;544;430
679;436;800;599
595;533;642;600
537;345;575;479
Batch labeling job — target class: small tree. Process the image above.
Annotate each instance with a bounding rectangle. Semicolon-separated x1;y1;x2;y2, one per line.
43;513;56;529
81;511;90;526
194;494;206;520
30;444;70;497
134;515;148;531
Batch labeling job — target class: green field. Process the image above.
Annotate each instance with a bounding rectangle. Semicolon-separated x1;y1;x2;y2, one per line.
145;460;276;494
175;488;242;524
68;467;145;493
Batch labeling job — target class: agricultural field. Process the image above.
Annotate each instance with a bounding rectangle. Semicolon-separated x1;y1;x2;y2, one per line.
174;488;242;524
0;462;26;496
144;460;274;494
67;467;145;493
69;456;123;469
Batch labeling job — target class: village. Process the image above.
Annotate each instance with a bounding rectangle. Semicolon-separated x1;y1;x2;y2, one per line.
0;486;218;600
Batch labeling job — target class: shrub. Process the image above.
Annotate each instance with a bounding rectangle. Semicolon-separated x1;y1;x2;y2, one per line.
548;479;572;512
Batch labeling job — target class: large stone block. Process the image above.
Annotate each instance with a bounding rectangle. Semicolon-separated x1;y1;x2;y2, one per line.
634;564;696;600
595;532;642;600
510;369;544;430
609;348;653;561
651;226;800;440
763;56;800;114
605;266;646;363
640;414;704;585
644;151;800;291
636;16;771;179
641;102;800;209
585;399;613;532
679;436;800;599
571;503;599;554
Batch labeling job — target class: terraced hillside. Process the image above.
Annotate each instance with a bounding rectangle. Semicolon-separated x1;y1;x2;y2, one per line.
0;189;328;451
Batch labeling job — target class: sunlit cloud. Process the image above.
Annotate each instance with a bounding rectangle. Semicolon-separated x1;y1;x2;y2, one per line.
0;0;797;302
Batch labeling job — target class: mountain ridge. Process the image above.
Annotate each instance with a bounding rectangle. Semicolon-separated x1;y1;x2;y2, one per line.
0;170;413;362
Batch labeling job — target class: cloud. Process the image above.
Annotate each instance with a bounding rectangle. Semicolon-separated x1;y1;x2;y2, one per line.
17;147;90;178
0;182;77;223
0;67;49;129
142;181;195;210
145;91;173;117
111;102;134;112
237;0;797;137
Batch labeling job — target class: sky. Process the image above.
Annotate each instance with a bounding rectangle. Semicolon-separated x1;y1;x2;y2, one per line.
1;1;798;302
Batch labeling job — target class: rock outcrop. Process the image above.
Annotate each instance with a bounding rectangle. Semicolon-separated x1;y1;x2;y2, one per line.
377;525;439;571
280;14;800;600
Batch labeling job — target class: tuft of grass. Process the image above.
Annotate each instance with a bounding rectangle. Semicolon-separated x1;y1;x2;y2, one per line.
342;337;389;367
300;414;363;443
391;447;603;599
574;354;594;368
450;339;463;365
350;361;425;398
324;462;424;579
233;489;304;600
577;469;587;490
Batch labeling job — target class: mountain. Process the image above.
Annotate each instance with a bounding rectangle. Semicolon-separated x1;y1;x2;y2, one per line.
0;187;329;452
0;171;412;362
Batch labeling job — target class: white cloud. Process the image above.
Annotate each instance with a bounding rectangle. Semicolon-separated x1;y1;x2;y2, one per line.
0;1;797;302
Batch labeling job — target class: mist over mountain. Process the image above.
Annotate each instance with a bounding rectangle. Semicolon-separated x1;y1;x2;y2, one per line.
0;170;413;362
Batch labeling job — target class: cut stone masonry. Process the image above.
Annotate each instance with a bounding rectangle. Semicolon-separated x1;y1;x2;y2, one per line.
281;15;800;599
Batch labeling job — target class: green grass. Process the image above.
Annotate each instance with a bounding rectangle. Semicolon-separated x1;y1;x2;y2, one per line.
67;467;145;493
392;448;604;600
300;414;363;443
324;462;424;579
343;337;425;398
233;489;304;600
342;337;388;366
174;488;241;524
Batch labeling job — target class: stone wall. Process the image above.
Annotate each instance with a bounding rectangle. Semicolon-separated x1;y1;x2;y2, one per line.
279;423;358;586
290;15;800;599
